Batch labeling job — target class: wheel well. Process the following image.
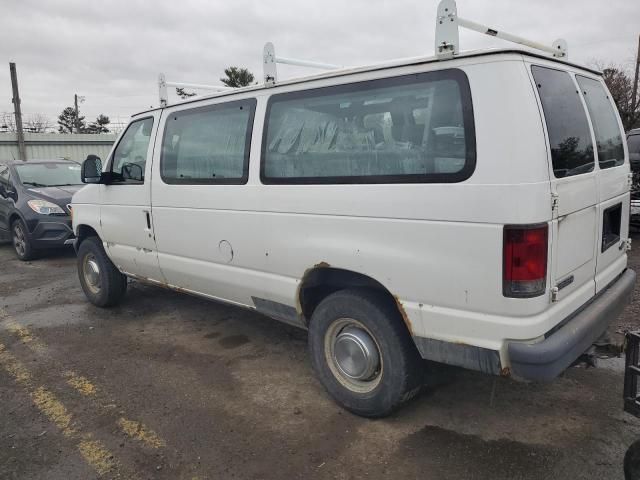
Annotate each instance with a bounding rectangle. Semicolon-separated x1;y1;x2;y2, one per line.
76;225;99;246
298;267;408;329
9;213;21;227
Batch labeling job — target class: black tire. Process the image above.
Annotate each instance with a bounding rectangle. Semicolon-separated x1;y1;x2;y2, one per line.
308;289;423;417
12;219;35;261
77;236;127;307
625;439;640;480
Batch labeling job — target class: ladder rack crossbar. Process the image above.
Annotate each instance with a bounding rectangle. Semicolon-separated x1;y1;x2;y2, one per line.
263;42;343;86
435;0;567;60
158;72;234;107
456;17;560;57
164;81;234;91
274;56;342;71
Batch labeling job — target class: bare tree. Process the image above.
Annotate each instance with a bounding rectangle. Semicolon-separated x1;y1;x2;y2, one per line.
24;114;52;133
0;112;16;132
596;63;640;131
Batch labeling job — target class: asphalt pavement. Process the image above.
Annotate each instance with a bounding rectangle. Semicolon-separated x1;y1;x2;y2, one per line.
1;232;639;479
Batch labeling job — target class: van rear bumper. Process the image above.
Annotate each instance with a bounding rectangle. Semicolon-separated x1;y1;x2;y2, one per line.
507;268;636;381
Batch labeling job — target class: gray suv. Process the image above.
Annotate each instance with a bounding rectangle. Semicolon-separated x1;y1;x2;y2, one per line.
0;159;83;260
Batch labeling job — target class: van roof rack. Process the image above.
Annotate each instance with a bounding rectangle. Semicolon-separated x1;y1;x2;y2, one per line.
157;0;568;107
262;42;344;86
435;0;567;60
157;73;234;107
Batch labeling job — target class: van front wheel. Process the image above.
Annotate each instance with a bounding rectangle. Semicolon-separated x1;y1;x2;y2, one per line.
308;289;422;417
77;236;127;307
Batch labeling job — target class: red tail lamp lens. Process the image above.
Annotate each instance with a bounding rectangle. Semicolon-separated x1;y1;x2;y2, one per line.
503;224;548;297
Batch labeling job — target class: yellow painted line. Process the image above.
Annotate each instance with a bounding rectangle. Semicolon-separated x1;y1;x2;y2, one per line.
77;439;118;476
1;309;167;451
0;342;120;476
117;418;166;448
1;315;46;352
64;371;97;396
32;386;74;433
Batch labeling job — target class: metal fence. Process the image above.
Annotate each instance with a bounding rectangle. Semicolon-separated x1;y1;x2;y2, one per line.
0;133;117;162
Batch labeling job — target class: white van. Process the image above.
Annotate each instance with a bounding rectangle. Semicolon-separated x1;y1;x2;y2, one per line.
71;38;636;416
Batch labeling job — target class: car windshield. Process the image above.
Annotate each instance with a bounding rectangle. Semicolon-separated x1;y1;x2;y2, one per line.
629;134;640;165
14;162;82;187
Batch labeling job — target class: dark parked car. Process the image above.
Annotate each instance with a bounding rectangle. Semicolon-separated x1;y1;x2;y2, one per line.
629;128;640;228
0;159;83;260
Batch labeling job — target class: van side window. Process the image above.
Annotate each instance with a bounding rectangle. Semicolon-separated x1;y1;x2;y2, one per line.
261;69;475;184
531;66;594;178
160;99;256;185
576;75;625;170
110;117;154;184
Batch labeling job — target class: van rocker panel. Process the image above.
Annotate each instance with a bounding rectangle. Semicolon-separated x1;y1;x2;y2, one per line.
507;269;636;381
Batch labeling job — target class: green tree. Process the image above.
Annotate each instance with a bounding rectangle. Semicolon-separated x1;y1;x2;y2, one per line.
220;67;255;88
57;107;85;133
176;87;196;99
86;114;111;134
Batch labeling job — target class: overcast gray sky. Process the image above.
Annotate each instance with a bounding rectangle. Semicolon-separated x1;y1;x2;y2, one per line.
1;0;638;129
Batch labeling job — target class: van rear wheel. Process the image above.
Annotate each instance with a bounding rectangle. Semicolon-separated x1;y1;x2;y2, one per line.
308;289;422;417
77;236;127;307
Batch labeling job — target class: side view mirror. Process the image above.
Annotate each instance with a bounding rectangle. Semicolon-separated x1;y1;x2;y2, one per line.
81;155;103;184
0;183;16;200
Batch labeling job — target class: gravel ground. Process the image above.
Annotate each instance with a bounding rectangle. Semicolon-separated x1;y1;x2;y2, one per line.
0;230;639;480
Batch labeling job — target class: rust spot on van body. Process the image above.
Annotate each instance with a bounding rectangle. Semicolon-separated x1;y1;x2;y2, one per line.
295;262;332;315
393;296;413;335
500;367;511;377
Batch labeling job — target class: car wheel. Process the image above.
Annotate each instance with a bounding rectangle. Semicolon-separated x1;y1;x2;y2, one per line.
625;438;640;480
12;219;35;261
77;236;127;307
308;289;423;418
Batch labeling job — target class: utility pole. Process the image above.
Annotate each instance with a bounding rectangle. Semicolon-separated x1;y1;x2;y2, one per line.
633;34;640;125
9;62;27;161
74;93;79;134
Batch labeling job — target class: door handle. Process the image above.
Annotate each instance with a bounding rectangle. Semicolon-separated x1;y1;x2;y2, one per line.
143;210;151;230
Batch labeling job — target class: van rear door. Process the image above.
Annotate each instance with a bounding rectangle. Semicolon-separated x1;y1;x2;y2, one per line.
575;75;630;293
531;65;599;303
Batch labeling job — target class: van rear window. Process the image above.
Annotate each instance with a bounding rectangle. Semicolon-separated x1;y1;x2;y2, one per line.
576;76;624;170
261;69;475;184
531;66;595;178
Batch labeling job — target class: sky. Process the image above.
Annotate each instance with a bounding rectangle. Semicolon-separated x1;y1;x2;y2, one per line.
1;0;639;130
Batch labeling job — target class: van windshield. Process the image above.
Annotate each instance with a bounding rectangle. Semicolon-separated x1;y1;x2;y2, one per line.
576;75;624;169
531;66;595;178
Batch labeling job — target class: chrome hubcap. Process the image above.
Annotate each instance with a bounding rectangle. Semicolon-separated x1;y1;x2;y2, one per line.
82;254;101;294
325;318;382;393
334;326;380;380
13;225;26;257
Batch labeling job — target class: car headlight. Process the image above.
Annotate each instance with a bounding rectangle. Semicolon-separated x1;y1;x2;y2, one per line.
27;199;65;215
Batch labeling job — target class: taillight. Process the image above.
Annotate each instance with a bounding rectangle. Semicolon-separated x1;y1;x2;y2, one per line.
503;224;548;298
